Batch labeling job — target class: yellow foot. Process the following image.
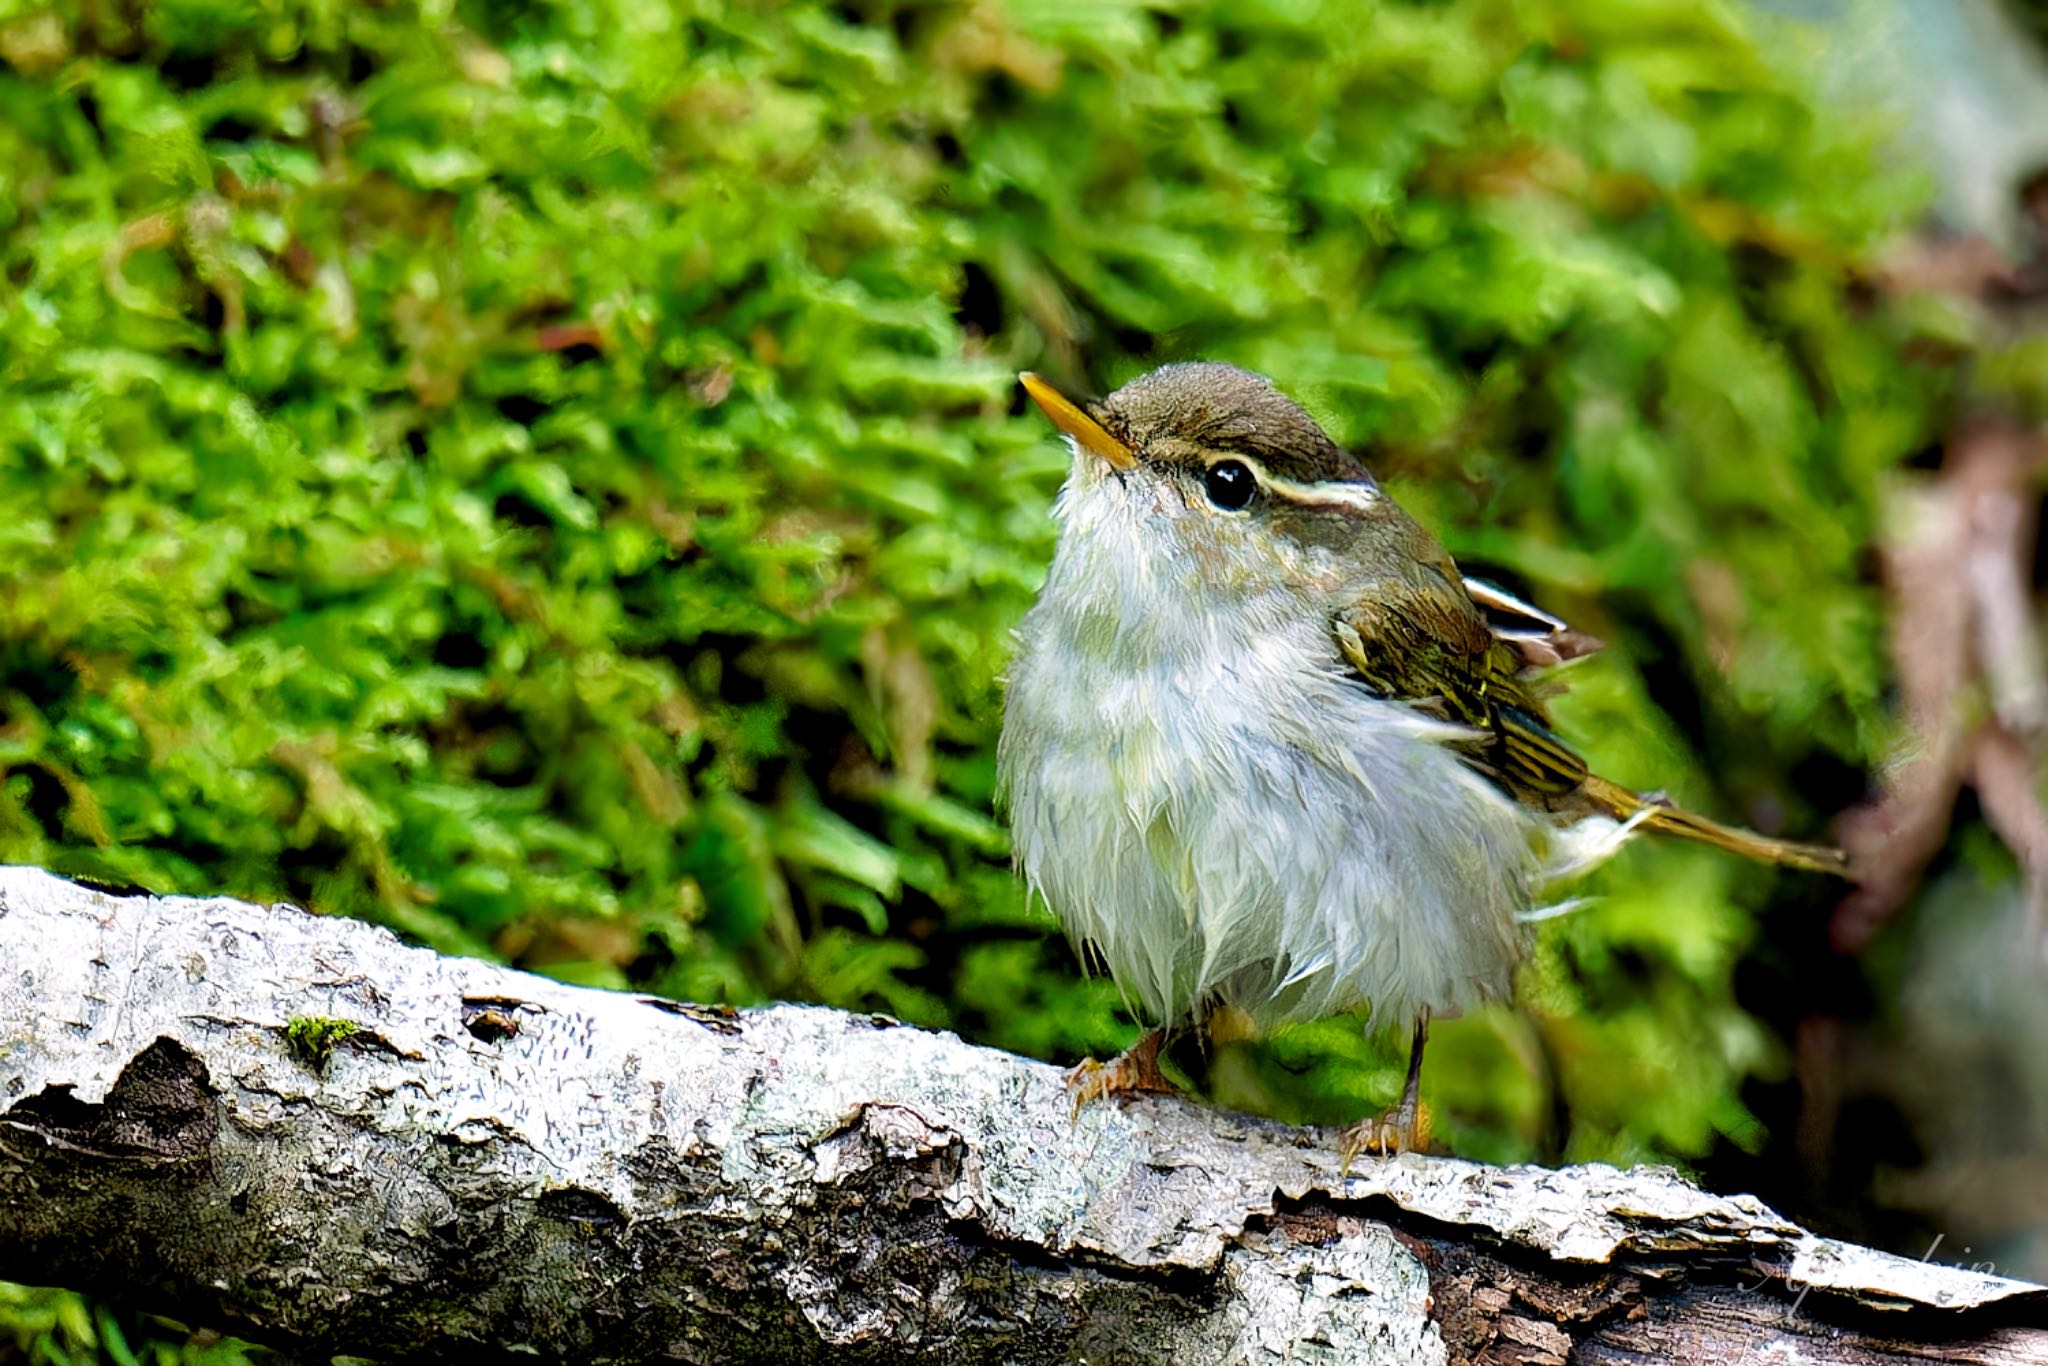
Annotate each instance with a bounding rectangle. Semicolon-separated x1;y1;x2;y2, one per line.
1065;1029;1176;1118
1338;1014;1432;1172
1337;1101;1429;1173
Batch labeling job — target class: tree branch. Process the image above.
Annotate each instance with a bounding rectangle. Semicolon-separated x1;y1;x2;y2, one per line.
1;866;2043;1364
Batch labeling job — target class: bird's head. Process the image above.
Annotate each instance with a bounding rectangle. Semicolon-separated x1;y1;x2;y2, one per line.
1020;363;1404;599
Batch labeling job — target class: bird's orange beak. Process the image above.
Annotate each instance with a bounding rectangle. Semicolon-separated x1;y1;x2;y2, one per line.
1020;373;1136;471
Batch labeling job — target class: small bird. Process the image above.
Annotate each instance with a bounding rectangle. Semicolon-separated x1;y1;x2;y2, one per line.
999;363;1847;1156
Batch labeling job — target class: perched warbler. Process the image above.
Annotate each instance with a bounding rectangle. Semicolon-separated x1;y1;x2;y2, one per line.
999;363;1846;1155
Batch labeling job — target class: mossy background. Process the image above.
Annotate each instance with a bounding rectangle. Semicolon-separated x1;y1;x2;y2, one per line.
0;0;2011;1359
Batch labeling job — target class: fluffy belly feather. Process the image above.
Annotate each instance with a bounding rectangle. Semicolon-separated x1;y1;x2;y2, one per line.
1001;598;1541;1034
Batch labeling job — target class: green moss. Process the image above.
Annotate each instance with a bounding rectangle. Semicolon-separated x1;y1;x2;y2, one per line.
284;1016;360;1074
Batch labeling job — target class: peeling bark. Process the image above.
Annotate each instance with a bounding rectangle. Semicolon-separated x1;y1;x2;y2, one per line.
1;867;2044;1364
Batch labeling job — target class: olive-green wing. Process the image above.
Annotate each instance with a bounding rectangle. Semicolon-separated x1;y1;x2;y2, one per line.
1334;570;1850;874
1333;570;1597;806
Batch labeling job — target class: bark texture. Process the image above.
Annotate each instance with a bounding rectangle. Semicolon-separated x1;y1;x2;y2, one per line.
1;865;2044;1364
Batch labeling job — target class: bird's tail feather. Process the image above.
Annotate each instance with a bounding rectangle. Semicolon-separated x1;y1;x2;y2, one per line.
1579;775;1850;877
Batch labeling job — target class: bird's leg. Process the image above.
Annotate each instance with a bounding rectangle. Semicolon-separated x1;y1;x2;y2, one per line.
1339;1012;1430;1169
1066;1028;1177;1115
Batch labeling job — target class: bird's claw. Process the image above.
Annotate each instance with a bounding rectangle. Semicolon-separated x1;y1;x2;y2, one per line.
1064;1031;1175;1120
1337;1101;1426;1174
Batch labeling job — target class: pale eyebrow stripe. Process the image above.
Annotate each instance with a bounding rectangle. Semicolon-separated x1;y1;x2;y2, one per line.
1260;472;1381;511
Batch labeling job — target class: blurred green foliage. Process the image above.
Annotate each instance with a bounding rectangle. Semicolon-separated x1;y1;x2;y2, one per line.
0;0;1954;1356
0;1281;274;1366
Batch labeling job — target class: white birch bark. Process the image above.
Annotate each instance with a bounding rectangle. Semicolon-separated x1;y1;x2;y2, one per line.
1;866;2043;1363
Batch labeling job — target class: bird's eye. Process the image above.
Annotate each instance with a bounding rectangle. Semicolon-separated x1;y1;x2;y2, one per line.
1203;459;1258;511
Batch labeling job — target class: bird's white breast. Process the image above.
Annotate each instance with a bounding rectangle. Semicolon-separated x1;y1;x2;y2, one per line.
998;466;1542;1033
